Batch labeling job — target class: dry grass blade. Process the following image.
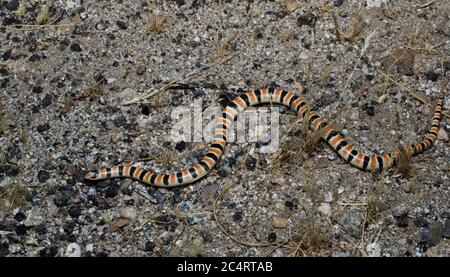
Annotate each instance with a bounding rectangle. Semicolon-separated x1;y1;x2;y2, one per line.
345;14;365;42
393;148;414;178
123;53;236;105
0;184;26;214
36;5;50;25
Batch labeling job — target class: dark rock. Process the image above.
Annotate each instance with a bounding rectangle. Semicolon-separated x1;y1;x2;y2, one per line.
68;205;81;218
285;201;297;210
32;86;43;94
366;106;375;116
297;12;316;28
39;246;58;257
175;141;186;152
186;216;199;225
41;94;52;108
175;0;185;6
425;71;439;82
443;219;450;238
200;231;213;243
245;157;257;170
54;194;70;207
232;210;243;221
104;185;118;198
428;222;443;247
141;105;151;116
332;0;344;6
37;170;50;183
0;242;10;257
396;217;408;228
5;0;20;11
63;221;76;234
414;217;429;228
116;20;128;30
2;49;12;61
113;116;127;128
36;123;50;133
14;211;26;222
268;232;277;242
194;89;205;98
144;241;156;252
153;190;166;205
36;224;47;235
70;43;82;52
15;224;28;236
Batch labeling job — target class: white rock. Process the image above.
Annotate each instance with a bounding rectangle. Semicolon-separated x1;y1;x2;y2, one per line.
366;242;381;257
86;244;94;252
65;243;81;257
437;128;448;141
24;207;44;227
366;0;389;8
318;203;331;217
120;207;137;220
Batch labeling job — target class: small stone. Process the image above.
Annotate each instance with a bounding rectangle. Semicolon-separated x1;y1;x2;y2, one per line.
104;185;118;198
437;129;448;141
268;232;277;243
175;141;186;151
120;207;136;220
65;243;81;257
0;242;9;257
14;211;26;222
15;224;28;236
393;205;410;218
200;231;213;243
396;217;409;228
366;106;375;116
37;170;50;183
96;21;106;30
70;43;82;52
245;157;257;170
68;205;81;218
366;242;381;257
232;210;243;221
41;94;52;108
144;241;156;252
116;20;128;30
36;123;50;133
54;194;70;207
332;0;344;6
425;71;439;82
24;208;43;227
275;202;285;211
339;210;364;237
5;0;20;11
442;219;450;238
86;244;94;252
428;222;443;247
272;217;287;228
32;86;43;94
297;12;316;27
187;216;199;225
318;203;331;217
285;201;296;210
39;246;58;257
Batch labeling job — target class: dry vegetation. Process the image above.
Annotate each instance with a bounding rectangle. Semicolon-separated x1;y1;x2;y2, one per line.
145;1;168;33
0;185;27;214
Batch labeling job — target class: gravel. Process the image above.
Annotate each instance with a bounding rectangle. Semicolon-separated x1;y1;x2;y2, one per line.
0;0;448;257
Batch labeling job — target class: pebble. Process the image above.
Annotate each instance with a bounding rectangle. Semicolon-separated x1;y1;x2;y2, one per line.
116;20;128;30
393;204;410;218
37;170;50;183
428;222;443;247
86;244;94;252
175;141;186;151
65;243;81;257
15;224;28;236
120;207;136;220
272;217;287;228
425;71;439;82
32;86;43;94
36;123;50;133
5;0;19;11
267;232;277;243
187;216;199;226
437;128;448;141
68;205;81;218
144;241;156;252
245;157;257;170
318;203;331;217
24;207;44;227
0;242;9;257
366;242;381;257
443;219;450;238
332;0;344;6
14;211;26;222
338;210;364;237
54;194;70;207
297;12;316;28
232;210;243;221
70;43;82;52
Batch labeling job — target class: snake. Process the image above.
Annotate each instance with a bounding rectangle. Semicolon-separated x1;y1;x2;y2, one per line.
84;88;446;187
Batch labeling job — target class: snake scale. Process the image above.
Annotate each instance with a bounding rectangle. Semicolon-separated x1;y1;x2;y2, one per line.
85;88;446;187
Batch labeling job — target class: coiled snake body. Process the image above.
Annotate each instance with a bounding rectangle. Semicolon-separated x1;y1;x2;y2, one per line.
85;88;446;187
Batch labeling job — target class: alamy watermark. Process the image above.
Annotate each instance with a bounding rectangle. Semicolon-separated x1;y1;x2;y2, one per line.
169;99;280;153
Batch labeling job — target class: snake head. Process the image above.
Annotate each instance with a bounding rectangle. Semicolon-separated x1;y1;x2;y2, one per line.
84;170;99;180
